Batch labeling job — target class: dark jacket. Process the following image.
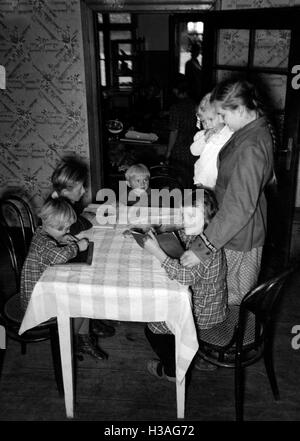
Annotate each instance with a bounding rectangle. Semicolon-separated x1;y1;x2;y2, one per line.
191;117;274;259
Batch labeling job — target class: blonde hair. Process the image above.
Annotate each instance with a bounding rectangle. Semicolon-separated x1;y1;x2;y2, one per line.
198;92;212;115
125;163;150;181
39;198;77;230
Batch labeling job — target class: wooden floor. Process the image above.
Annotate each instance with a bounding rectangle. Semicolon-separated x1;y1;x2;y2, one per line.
1;266;300;422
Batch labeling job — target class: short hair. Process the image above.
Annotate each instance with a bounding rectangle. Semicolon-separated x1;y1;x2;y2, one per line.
51;157;88;193
125;163;150;181
39;198;77;230
183;187;218;228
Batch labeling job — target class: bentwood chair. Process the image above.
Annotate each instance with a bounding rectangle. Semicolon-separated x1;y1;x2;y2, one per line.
196;263;299;421
150;164;184;189
0;222;63;396
0;195;37;262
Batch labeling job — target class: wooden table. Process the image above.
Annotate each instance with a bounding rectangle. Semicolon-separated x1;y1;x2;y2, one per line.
19;225;198;419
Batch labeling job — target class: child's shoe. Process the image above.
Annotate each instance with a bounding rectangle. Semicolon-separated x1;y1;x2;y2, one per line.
76;334;108;361
90;319;115;338
147;359;176;383
194;355;217;371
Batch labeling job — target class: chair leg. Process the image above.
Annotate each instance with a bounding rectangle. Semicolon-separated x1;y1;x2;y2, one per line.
235;358;244;422
263;341;280;400
49;325;64;397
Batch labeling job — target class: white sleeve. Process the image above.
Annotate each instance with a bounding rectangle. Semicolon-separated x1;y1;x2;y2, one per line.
190;130;206;156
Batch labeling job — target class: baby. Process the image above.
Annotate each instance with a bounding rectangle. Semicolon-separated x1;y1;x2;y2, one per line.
190;92;233;189
120;163;151;207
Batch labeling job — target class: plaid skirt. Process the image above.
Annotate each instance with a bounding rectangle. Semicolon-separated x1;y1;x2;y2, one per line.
225;247;263;305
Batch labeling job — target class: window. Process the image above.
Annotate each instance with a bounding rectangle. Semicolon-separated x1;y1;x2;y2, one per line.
179;21;204;74
97;13;136;89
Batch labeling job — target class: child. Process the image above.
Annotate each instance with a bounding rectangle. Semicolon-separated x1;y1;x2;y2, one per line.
50;156;115;338
143;188;228;378
190;92;233;189
181;79;274;306
119;163;151;207
50;157;93;235
20;198;107;361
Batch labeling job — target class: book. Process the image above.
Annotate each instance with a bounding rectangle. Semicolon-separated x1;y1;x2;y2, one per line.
68;241;94;265
129;228;184;259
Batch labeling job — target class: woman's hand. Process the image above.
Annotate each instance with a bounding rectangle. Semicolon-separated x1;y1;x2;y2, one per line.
77;238;89;252
180;250;200;267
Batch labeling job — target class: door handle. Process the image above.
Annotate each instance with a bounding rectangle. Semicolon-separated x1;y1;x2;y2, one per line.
280;137;293;171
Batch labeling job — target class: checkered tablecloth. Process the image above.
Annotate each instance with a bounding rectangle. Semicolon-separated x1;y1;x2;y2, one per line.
19;226;198;382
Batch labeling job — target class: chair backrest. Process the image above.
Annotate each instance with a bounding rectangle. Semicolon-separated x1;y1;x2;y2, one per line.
236;263;299;352
0;223;20;298
150;164;180;177
0;195;36;260
150;175;183;191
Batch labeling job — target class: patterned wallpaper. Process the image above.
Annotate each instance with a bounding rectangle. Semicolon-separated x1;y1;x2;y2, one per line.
0;0;90;213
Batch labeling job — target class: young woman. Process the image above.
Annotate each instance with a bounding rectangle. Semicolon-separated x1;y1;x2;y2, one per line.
181;79;274;305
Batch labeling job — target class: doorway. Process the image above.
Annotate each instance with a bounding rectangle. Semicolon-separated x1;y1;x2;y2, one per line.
81;2;300;262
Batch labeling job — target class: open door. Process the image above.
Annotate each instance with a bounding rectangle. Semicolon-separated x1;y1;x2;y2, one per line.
171;8;300;264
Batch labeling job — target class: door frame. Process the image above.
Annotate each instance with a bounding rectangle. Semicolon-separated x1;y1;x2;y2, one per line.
202;8;300;263
80;0;215;199
171;7;300;262
81;1;300;261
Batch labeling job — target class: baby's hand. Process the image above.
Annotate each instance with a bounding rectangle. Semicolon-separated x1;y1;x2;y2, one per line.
204;128;216;142
77;238;89;252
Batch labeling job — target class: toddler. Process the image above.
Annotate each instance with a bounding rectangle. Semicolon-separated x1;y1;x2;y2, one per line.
120;163;151;206
190;92;233;189
20;197;107;361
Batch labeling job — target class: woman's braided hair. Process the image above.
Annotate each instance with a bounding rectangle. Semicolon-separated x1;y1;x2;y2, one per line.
210;78;278;157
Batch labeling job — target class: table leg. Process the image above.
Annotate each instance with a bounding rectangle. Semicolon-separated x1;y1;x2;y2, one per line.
0;325;6;349
176;376;185;419
175;328;185;419
57;316;74;418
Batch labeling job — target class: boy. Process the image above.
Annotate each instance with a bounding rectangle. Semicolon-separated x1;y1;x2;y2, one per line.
20;197;107;361
143;188;228;377
120;163;151;207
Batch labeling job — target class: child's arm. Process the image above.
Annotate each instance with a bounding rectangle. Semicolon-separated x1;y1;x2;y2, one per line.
42;240;85;266
161;255;209;286
144;232;209;285
143;231;168;263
